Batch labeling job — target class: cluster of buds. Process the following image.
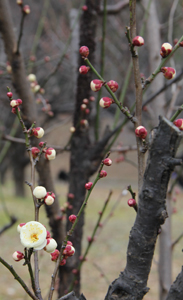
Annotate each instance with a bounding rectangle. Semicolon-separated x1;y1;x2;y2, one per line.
60;201;73;214
31;142;56;161
160;43;172;58
161;67;176;80
132;36;144;47
27;73;41;94
99;97;113;109
79;46;89;58
80;98;90;116
59;241;75;266
173;119;183;130
33;186;55;206
23;4;30;14
135;126;147;139
10;99;22;109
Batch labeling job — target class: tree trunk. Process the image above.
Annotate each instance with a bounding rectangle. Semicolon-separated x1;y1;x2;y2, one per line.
105;117;182;300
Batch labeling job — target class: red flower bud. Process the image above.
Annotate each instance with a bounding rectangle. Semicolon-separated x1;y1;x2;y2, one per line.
103;158;112;166
60;258;67;266
12;251;24;261
107;80;119;92
90;79;103;92
7;92;13;98
31;147;40;159
132;36;144;47
161;67;176;80
50;249;60;261
135;126;147;139
79;46;89;58
99;170;107;178
79;65;90;74
85;182;93;190
160;43;172;58
83;98;89;104
23;5;30;14
32;127;44;139
128;198;136;207
99;97;113;108
173;119;183;130
45;148;56;160
69;214;77;223
82;5;88;11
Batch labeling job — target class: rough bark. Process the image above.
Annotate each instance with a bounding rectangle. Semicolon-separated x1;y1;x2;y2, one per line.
166;267;183;300
104;117;182;300
58;0;102;296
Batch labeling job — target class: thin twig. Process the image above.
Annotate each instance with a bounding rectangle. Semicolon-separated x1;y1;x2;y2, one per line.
0;256;39;300
0;216;17;236
16;11;26;54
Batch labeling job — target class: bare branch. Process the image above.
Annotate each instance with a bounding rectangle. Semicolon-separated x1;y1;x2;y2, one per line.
99;0;129;15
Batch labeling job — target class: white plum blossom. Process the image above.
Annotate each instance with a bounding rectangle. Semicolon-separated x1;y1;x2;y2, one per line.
20;221;47;250
33;186;47;199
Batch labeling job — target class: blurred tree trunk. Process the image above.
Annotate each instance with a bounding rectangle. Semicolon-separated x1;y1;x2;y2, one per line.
58;0;102;296
142;0;166;126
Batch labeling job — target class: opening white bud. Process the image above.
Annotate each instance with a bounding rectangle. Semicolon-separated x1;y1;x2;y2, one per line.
33;186;47;199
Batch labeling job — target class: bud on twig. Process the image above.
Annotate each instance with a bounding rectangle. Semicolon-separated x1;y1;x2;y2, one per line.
99;97;113;108
132;36;144;47
161;67;176;80
160;43;172;58
135;126;147;139
173;119;183;130
79;46;89;58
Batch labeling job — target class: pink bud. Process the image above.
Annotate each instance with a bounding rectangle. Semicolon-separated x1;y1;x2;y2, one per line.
17;223;26;233
85;108;90;114
46;230;51;238
67;241;73;246
80;119;89;127
10;99;22;108
63;245;75;257
107;80;119;92
79;65;90;74
132;36;144;47
31;147;40;159
179;41;183;47
12;251;24;261
72;269;78;274
44;56;50;62
103;158;112;166
83;98;89;104
45;148;56;160
32;127;44;139
173;119;183;130
99;97;113;108
115;155;124;163
23;5;30;14
7;92;13;98
69;214;77;223
16;0;23;4
85;182;93;190
60;258;67;266
87;236;93;242
39;141;45;148
99;170;107;178
160;43;172;58
82;5;88;11
90;79;103;92
81;104;87;111
79;46;89;58
161;67;176;80
50;249;60;261
68;193;75;199
135;126;147;139
89;96;95;102
44;192;55;205
128;198;136;207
